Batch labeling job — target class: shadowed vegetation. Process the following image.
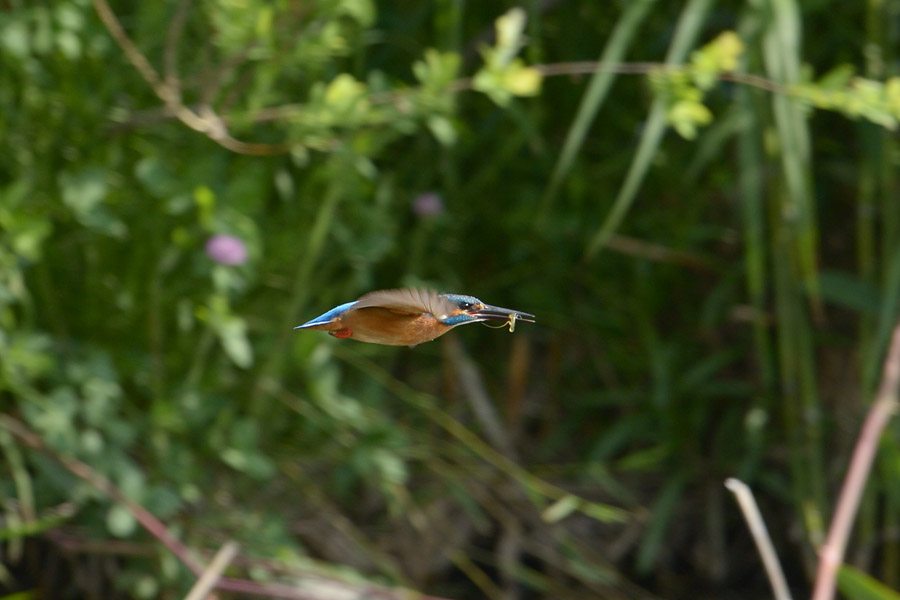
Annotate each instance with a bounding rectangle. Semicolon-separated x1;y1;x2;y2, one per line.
2;1;900;599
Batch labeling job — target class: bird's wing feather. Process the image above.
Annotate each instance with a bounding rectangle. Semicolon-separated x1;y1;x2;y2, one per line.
353;288;456;318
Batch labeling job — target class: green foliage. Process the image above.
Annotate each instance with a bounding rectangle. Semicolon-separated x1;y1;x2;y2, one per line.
793;70;900;130
3;0;900;599
585;0;715;258
472;8;543;106
839;565;900;600
653;31;745;139
654;30;900;140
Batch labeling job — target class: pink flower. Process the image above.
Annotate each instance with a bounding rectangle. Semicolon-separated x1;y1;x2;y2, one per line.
205;234;247;266
412;192;444;218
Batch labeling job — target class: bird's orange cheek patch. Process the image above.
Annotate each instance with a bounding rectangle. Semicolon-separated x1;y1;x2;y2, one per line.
330;328;353;339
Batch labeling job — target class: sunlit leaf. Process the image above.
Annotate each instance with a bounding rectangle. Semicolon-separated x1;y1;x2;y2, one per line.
542;495;581;523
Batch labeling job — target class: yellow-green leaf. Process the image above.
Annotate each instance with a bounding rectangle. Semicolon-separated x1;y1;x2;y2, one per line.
542;495;581;523
504;63;543;97
325;74;367;108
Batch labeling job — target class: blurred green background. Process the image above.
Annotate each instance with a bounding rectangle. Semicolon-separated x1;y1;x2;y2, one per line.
3;0;900;598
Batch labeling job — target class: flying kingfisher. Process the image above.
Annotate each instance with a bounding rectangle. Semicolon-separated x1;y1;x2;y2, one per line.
294;288;535;346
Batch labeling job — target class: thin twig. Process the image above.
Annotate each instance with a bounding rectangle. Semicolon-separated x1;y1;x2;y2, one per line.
247;61;784;124
604;233;715;271
534;61;786;94
164;0;192;91
810;320;900;600
184;540;239;600
114;59;788;132
91;0;288;155
724;478;793;600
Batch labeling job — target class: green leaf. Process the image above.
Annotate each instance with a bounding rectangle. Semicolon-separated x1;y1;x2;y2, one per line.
689;31;745;90
491;7;528;68
54;4;85;31
427;115;457;146
325;73;368;113
106;504;137;538
56;30;81;60
817;64;856;90
838;565;900;600
58;168;126;237
217;315;253;369
1;20;30;58
0;591;39;600
616;444;669;472
372;448;407;486
193;185;216;225
541;495;581;523
221;448;276;479
340;0;376;27
0;181;53;262
413;49;461;92
198;295;254;368
59;168;108;215
472;68;512;106
818;270;881;314
503;61;542;96
636;473;687;573
763;0;820;304
668;99;713;139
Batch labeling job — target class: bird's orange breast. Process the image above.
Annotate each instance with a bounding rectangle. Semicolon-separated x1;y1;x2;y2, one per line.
340;308;452;346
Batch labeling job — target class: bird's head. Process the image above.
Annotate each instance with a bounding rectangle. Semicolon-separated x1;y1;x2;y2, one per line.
437;294;536;327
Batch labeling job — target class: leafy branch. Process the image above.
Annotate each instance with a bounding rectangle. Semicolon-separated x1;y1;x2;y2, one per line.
92;0;289;155
94;2;900;159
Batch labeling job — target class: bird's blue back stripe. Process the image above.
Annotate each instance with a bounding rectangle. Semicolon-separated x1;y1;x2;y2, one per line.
294;301;357;329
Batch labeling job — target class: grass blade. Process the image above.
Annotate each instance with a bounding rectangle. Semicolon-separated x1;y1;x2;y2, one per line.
838;565;900;600
537;0;658;218
585;0;716;259
761;0;820;306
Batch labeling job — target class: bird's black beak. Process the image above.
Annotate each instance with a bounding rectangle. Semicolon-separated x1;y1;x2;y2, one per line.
471;303;535;324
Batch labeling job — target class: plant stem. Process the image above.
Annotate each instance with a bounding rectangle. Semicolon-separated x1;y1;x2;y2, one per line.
810;320;900;600
725;478;793;600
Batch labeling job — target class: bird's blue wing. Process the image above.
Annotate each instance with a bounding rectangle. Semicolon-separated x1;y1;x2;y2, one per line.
294;301;357;329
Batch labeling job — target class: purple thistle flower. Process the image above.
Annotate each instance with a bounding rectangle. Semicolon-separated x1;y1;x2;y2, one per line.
205;234;248;266
412;192;444;218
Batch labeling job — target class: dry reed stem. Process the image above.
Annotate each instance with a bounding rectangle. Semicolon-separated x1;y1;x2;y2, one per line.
810;320;900;600
725;478;793;600
184;540;239;600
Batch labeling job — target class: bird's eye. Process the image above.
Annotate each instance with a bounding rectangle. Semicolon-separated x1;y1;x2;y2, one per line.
460;302;473;311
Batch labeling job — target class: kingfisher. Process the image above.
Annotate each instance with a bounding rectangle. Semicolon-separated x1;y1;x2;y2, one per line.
294;288;535;346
